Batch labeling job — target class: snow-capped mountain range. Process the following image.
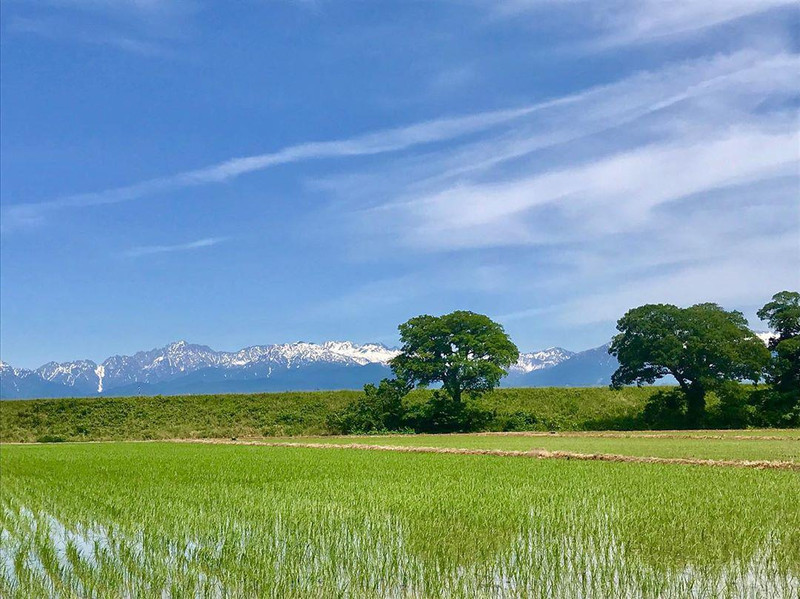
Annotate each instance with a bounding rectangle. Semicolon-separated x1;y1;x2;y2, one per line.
514;348;575;373
0;332;773;399
0;341;574;399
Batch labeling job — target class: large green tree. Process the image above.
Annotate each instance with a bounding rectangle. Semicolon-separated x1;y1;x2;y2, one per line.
609;303;770;425
390;310;519;404
757;291;800;415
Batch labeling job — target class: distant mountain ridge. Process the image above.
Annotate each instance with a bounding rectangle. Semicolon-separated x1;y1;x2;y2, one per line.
2;332;770;399
1;340;580;399
511;344;618;387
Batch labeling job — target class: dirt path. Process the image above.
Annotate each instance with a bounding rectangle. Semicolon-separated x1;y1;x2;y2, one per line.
177;438;800;470
473;431;799;441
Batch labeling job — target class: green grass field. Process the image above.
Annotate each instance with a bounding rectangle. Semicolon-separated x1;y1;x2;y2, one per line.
1;442;799;598
0;386;721;442
277;432;800;462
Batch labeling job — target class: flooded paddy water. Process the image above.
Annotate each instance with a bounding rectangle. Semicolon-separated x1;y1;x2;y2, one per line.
1;440;798;598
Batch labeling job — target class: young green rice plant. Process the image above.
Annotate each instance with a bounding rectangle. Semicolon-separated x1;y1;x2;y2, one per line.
1;442;798;598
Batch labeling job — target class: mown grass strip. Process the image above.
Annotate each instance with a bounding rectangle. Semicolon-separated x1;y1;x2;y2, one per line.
474;430;800;441
179;439;800;470
280;431;800;462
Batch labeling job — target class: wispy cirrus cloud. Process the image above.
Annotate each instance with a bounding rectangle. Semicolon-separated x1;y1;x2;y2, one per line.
6;16;169;55
5;48;793;231
3;0;193;55
307;46;798;330
322;50;797;249
1;103;563;230
491;0;797;46
124;236;228;258
375;126;796;251
311;50;796;205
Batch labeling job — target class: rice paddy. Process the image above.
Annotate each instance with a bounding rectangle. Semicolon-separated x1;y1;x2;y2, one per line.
2;439;799;598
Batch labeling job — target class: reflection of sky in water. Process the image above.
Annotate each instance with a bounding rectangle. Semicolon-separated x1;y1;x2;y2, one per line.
1;506;797;597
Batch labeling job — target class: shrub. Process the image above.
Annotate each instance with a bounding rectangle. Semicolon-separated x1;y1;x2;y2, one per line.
327;379;409;434
640;389;688;429
746;388;800;428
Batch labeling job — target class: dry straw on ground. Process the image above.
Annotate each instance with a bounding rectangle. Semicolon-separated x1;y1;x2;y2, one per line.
178;438;800;470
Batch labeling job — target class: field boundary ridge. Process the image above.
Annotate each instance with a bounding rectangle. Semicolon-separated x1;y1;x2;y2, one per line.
176;439;800;470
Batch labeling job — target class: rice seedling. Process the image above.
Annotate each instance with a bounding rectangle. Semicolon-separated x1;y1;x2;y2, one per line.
1;442;798;597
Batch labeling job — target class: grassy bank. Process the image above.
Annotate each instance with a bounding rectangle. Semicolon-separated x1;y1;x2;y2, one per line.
0;391;361;442
0;387;665;442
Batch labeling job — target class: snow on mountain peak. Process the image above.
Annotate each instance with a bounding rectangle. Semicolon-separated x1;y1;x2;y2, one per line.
0;361;31;377
95;364;105;393
512;347;575;373
319;341;399;365
2;339;585;398
36;359;99;388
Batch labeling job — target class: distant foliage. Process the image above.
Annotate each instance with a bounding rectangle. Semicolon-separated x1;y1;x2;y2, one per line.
327;379;412;434
1;392;360;442
609;303;770;426
3;387;680;442
756;291;800;425
5;296;798;441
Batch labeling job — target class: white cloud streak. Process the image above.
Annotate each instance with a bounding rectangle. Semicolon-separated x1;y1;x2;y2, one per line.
124;236;228;257
5;49;793;233
2;104;558;230
344;50;798;249
386;127;796;250
313;50;796;203
4;0;194;57
599;0;797;46
312;46;798;329
492;0;796;46
7;16;168;55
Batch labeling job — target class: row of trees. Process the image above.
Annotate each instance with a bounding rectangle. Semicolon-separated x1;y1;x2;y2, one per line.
609;292;799;426
331;291;799;433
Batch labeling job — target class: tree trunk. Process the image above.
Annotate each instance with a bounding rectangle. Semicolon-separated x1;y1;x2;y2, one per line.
685;383;706;427
442;369;463;404
450;385;462;404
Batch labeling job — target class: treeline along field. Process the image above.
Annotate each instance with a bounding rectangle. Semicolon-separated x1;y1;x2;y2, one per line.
0;386;758;443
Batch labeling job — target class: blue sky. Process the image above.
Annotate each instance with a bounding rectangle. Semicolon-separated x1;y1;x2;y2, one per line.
1;0;798;368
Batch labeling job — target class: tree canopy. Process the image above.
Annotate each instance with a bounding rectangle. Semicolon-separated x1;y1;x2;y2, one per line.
390;310;519;403
757;291;800;408
757;291;800;349
609;302;770;424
